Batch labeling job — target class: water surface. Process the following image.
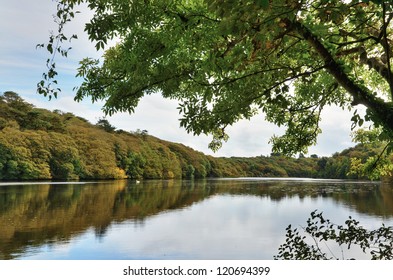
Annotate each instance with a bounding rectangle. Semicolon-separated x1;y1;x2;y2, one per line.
0;178;392;259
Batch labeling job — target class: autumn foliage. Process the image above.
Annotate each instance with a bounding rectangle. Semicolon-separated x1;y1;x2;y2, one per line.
0;92;387;181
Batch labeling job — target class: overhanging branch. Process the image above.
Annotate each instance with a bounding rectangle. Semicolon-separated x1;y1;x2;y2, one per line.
284;18;393;133
359;47;393;85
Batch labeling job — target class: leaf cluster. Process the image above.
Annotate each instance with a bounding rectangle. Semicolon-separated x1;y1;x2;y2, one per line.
275;210;393;260
37;0;81;99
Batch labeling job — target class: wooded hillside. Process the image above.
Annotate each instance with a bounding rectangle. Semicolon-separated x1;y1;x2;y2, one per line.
0;91;384;181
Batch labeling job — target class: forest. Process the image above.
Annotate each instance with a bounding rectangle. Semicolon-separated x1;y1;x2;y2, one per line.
0;91;388;181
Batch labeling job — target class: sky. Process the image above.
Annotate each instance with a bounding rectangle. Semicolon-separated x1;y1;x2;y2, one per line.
0;0;360;157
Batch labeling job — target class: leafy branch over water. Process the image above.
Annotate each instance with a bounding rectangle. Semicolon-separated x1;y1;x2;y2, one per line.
275;210;393;260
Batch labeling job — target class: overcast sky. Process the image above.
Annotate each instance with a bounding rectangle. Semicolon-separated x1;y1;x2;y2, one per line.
0;0;361;157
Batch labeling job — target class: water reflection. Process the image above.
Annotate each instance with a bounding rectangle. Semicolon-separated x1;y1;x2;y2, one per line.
0;178;392;259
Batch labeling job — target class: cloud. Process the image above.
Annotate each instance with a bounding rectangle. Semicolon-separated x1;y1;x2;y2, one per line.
308;105;359;156
0;2;61;58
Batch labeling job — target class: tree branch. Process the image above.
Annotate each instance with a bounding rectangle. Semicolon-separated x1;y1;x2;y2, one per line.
285;18;393;133
382;3;393;99
359;47;393;85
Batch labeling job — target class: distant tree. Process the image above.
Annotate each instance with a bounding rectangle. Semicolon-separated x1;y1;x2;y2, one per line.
0;144;12;180
96;118;116;132
0;117;7;130
53;109;63;115
135;129;148;135
122;151;146;179
270;152;282;157
1;91;33;111
2;91;24;104
186;164;195;179
48;141;82;179
350;129;393;179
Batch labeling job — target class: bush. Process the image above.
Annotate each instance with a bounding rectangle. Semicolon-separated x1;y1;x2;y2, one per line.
275;210;393;260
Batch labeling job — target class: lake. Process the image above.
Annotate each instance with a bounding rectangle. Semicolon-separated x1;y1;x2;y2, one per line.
0;178;393;260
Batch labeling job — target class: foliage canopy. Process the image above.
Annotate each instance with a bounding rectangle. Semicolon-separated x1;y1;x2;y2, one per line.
3;91;339;180
40;0;393;155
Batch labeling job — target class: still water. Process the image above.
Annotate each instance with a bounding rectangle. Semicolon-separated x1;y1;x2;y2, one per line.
0;178;393;260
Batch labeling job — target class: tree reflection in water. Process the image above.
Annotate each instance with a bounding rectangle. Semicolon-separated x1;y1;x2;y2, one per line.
0;178;392;259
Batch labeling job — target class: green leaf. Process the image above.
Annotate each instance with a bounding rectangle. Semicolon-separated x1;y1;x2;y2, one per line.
47;44;53;54
256;0;270;9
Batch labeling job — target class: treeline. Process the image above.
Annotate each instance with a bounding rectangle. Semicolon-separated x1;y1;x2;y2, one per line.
0;91;382;181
